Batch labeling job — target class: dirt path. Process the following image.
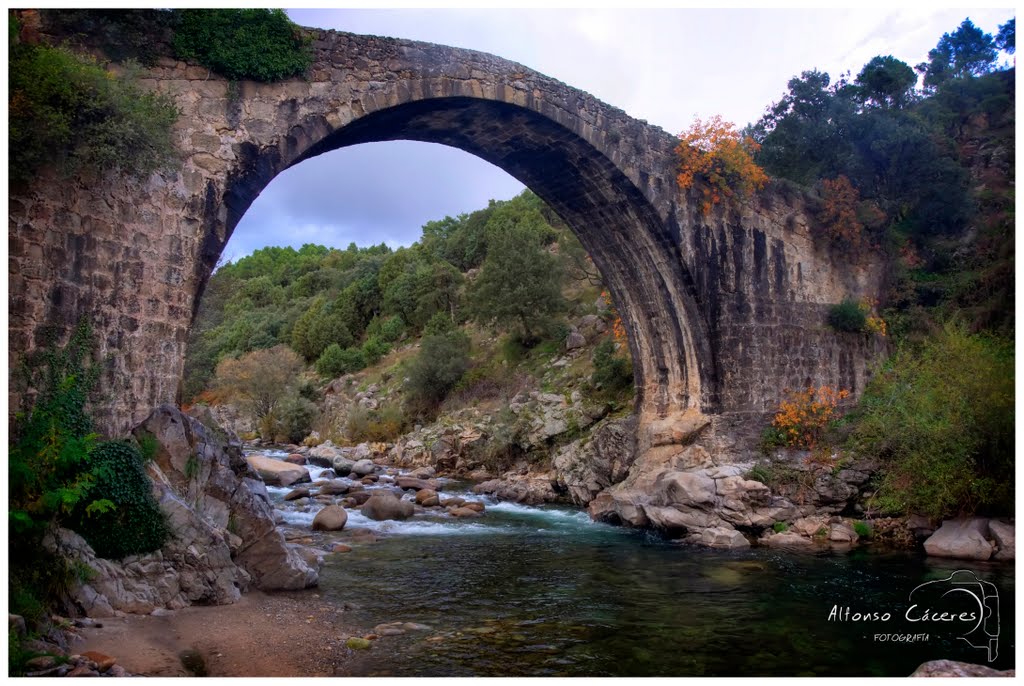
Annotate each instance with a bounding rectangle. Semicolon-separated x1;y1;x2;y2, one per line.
74;590;364;677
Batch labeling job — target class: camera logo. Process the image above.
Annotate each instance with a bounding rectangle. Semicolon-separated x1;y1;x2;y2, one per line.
908;570;1000;662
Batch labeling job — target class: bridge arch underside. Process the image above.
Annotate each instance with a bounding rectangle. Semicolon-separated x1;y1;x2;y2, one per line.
221;97;718;419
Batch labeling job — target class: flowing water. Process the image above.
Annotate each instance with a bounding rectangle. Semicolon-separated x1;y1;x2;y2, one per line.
258;450;1015;677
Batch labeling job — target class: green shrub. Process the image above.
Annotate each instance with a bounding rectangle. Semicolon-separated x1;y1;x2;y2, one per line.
828;299;867;332
172;9;311;82
846;323;1013;519
268;393;319;444
367;315;406;343
316;344;367;378
346;404;407;443
405;330;471;413
758;425;790;454
591;339;633;393
361;336;390;365
852;521;872;538
69;441;168;560
9;35;178;184
773;521;789;533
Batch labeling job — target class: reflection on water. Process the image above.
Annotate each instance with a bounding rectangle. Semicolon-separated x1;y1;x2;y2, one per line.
261;457;1014;677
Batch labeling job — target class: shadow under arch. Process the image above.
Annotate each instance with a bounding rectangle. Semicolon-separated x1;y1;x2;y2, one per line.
214;96;718;419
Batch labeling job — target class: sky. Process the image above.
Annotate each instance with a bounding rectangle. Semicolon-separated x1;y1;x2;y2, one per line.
222;6;1016;262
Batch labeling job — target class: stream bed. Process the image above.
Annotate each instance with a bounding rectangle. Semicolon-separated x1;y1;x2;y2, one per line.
258;450;1015;677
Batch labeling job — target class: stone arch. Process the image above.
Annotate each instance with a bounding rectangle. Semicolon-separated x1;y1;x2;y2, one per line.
206;91;717;421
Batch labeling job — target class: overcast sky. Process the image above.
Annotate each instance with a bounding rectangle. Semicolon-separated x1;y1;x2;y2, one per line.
222;7;1015;262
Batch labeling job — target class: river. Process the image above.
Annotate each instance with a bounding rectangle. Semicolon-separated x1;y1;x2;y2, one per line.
257;450;1015;677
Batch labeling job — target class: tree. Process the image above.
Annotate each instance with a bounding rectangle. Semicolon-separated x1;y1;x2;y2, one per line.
854;56;917;109
750;70;857;185
405;330;471;412
214;345;304;421
468;221;565;344
996;18;1015;54
918;18;998;89
675;115;768;213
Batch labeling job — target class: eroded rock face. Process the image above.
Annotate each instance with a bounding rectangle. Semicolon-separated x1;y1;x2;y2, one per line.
129;405;317;596
552;415;638;506
989;520;1015;561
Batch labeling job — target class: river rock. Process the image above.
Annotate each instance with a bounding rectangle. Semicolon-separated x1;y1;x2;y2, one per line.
910;660;1015;677
246;455;311;487
924;518;993;561
81;651;117;672
285;453;307;465
332;544;353;553
361;493;414;521
351;459;377;477
697;526;750;549
409;466;436;479
348;491;373;506
396;476;438;491
415;489;438;505
829;521;859;543
449;506;482;518
440;497;466;508
461;501;485;512
472;475;559;505
284;487;310;501
312;506;348;531
763;532;816;551
346;637;372;650
318;480;350;496
989;520;1014;560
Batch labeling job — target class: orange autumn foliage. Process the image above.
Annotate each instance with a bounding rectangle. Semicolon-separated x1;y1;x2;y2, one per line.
771;385;850;450
817;175;870;253
675;115;768;214
601;290;628;346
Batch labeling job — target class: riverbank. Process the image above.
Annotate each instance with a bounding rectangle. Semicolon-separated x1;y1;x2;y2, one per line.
74;590;362;677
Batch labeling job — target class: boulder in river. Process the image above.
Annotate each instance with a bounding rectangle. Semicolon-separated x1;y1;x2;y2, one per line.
415;489;438;505
283;487;310;501
449;506;483;518
351;459;377;477
923;518;993;561
910;660;1014;677
361;493;415;521
318;480;350;496
989;520;1014;560
246;455;311;487
396;476;438;491
312;505;348;531
284;453;307;465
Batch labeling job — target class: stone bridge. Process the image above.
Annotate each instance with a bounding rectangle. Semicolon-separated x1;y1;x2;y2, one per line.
9;17;884;456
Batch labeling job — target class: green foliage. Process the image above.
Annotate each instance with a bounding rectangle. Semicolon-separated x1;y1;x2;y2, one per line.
468;210;565;344
346;404;408;443
69;441;168;560
315;343;367;378
367;314;406;343
852;521;872;538
361;336;390;365
9;33;178;185
845;324;1013;519
758;425;790;454
405;330;472;415
135;431;158;462
772;522;789;533
292;297;353;362
827;299;868;332
918;18;998;89
996;18;1015;54
591;339;634;394
43;9;177;66
172;9;311;82
266;393;319;443
854;55;917;109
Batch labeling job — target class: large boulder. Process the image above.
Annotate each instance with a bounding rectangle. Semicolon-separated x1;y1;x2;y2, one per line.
396;476;439;491
311;506;348;532
923;518;993;561
133;405;317;595
989;520;1014;560
246;455;310;487
360;493;414;521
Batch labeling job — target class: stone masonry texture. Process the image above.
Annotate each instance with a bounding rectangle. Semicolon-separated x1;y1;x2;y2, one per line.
9;13;886;455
